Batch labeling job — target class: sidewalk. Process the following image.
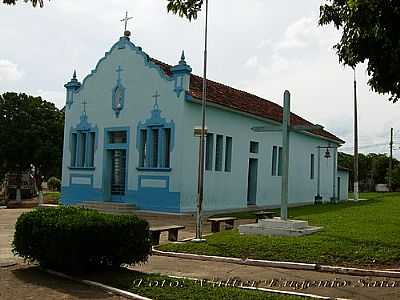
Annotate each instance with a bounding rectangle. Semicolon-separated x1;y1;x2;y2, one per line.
131;255;400;300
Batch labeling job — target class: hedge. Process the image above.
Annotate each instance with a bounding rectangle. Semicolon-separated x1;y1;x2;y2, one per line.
12;206;152;272
47;177;61;191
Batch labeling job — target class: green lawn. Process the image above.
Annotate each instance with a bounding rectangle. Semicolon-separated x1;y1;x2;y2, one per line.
43;191;60;204
159;193;400;268
88;268;304;300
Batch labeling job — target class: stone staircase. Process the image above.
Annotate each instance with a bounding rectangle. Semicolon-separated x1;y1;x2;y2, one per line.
80;201;136;215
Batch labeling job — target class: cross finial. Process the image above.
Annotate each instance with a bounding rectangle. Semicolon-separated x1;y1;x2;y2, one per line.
152;90;160;109
116;65;124;81
121;11;133;33
82;99;88;115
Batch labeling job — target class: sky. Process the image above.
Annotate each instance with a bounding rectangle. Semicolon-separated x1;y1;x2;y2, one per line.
0;0;399;158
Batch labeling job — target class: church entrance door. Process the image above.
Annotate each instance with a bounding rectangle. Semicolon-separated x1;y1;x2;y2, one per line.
110;149;126;201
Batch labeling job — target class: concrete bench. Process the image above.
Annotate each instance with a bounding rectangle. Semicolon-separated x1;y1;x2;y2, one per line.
149;225;185;245
255;211;276;223
208;217;237;233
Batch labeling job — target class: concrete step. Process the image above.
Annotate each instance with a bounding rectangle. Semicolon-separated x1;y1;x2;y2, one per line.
80;201;136;215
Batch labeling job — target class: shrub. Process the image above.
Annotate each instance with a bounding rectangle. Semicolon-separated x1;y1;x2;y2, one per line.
47;177;61;191
12;206;152;273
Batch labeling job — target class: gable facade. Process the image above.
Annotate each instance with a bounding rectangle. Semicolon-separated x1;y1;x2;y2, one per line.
61;34;348;213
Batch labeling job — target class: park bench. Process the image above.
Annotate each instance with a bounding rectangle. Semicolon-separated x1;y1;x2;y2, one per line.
208;217;237;233
255;211;276;223
149;225;185;245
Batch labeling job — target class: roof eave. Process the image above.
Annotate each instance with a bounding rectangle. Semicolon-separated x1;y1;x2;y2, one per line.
186;93;344;145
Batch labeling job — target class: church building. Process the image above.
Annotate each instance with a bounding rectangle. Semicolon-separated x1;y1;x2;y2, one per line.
61;30;349;213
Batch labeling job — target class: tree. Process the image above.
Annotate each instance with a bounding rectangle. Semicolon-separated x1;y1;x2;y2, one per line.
320;0;400;102
0;93;64;180
166;0;204;20
338;151;399;191
3;0;44;7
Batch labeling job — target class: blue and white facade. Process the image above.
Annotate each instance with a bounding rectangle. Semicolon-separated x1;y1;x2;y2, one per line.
61;34;348;213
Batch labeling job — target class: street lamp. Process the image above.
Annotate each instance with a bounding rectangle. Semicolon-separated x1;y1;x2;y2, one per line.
315;144;338;204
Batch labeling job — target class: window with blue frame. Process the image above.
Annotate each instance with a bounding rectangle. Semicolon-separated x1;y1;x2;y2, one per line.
137;100;175;171
70;131;96;168
205;133;214;171
310;153;315;179
70;113;97;169
224;136;232;172
215;134;224;171
271;145;283;176
138;127;172;169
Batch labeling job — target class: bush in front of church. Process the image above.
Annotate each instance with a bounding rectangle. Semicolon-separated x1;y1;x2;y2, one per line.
47;177;61;191
12;206;152;273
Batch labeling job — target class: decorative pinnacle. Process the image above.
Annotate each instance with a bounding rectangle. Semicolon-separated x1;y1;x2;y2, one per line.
73;70;77;79
179;50;186;64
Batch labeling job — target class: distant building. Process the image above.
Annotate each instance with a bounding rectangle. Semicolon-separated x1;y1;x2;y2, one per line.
375;184;389;192
61;32;348;213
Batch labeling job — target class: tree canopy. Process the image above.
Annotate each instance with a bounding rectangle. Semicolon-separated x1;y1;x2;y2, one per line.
166;0;204;21
320;0;400;102
338;151;399;191
0;93;64;179
3;0;44;7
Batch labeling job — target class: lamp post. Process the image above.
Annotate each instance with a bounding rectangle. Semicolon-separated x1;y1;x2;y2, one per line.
315;145;338;203
193;0;209;242
353;67;359;201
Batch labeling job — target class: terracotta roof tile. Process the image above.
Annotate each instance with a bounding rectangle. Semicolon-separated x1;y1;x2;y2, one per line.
150;58;344;144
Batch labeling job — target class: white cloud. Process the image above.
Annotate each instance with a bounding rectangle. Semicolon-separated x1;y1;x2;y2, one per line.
244;56;258;68
257;39;272;49
0;59;23;81
275;17;314;50
35;89;65;109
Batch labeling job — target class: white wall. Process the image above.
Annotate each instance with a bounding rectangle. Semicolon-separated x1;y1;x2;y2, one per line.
180;99;341;212
338;170;349;200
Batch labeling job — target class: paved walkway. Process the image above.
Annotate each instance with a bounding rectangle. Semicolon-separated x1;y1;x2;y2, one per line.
2;208;400;300
132;255;400;300
0;208;28;264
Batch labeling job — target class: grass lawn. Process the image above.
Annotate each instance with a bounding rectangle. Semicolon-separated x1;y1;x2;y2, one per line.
159;193;400;268
43;191;60;204
88;268;304;300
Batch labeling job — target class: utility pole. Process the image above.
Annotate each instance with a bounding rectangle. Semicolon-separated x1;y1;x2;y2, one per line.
353;67;359;201
281;90;290;220
194;0;209;242
389;127;393;192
